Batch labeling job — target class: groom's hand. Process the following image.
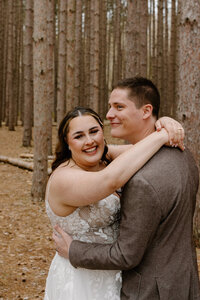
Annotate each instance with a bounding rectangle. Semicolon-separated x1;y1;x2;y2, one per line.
53;224;73;259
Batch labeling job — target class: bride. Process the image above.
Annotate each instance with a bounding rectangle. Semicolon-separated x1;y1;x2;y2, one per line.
44;106;184;300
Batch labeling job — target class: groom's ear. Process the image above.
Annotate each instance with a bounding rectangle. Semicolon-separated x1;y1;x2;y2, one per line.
142;104;153;120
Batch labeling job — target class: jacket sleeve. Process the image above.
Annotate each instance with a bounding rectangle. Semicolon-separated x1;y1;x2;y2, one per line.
69;176;162;270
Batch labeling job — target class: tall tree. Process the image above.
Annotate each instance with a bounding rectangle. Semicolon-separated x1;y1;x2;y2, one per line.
89;0;95;107
23;0;33;146
139;0;148;76
66;0;75;112
125;0;148;77
157;0;164;115
125;0;137;77
17;0;24;124
84;0;91;107
90;0;100;112
0;0;4;125
152;0;157;85
57;0;67;125
7;0;15;130
2;1;8;124
169;0;177;117
32;0;48;201
74;0;82;107
106;0;114;94
176;0;200;244
99;0;107;118
46;0;55;155
112;0;122;85
162;0;169;115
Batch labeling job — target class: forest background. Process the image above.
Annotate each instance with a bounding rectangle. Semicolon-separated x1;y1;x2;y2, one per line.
0;0;200;298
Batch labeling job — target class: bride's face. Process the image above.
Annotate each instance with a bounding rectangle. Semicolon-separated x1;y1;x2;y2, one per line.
67;115;105;170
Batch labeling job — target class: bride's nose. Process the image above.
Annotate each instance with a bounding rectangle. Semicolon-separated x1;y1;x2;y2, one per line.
85;134;94;145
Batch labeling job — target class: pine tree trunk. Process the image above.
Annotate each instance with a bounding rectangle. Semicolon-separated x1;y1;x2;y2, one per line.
157;0;164;116
7;0;15;130
125;0;137;77
74;0;82;107
0;0;4;125
162;0;169;115
46;0;55;155
99;0;107;119
92;0;100;112
169;0;177;117
89;0;95;107
12;0;18;126
176;0;200;244
32;0;48;201
152;0;157;85
23;0;33;146
107;1;113;94
57;0;67;125
17;0;24;125
3;1;8;124
139;0;148;76
84;0;91;107
113;0;121;85
66;0;75;112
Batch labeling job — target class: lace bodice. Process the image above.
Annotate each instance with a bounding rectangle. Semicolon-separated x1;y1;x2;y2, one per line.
46;194;120;244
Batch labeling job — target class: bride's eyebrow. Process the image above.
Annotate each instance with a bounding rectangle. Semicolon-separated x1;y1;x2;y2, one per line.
89;126;99;130
72;131;83;136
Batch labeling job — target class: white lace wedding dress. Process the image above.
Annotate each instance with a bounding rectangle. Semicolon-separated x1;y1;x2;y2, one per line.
44;191;122;300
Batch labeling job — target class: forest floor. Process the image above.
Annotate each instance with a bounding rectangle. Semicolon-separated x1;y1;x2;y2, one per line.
0;124;200;300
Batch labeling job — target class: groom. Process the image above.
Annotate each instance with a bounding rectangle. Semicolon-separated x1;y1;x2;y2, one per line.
54;77;200;299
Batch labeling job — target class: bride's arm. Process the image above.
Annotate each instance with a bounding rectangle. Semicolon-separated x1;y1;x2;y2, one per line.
50;129;169;207
107;116;184;160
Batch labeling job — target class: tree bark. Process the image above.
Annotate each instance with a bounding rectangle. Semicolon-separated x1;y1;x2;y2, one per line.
66;0;75;112
125;0;138;77
57;0;67;125
32;0;48;201
157;0;164;116
74;0;82;107
46;0;55;155
162;0;169;115
83;0;91;107
0;0;4;126
176;0;200;244
91;0;100;112
99;0;107;119
112;0;121;85
139;0;148;76
23;0;33;146
169;0;177;117
7;0;15;130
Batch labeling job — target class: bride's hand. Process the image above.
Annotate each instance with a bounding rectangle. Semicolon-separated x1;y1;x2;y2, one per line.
155;116;185;151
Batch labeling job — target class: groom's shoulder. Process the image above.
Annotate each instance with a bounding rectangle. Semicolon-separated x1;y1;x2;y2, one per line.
130;146;196;182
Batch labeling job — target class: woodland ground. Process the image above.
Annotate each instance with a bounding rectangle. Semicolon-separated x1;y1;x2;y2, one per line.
0;125;200;300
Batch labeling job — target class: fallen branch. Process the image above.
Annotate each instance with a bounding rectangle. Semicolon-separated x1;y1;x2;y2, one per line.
0;155;52;174
19;153;54;160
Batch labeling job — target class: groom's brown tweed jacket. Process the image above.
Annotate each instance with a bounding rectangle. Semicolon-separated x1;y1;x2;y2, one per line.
70;147;200;299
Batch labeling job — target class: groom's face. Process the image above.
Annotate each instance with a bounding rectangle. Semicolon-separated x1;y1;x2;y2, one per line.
106;88;144;142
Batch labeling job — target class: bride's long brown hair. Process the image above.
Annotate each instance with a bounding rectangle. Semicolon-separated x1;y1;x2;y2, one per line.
52;107;110;171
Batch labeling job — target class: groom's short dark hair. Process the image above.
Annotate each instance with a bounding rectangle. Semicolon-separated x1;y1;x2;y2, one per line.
114;77;160;119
